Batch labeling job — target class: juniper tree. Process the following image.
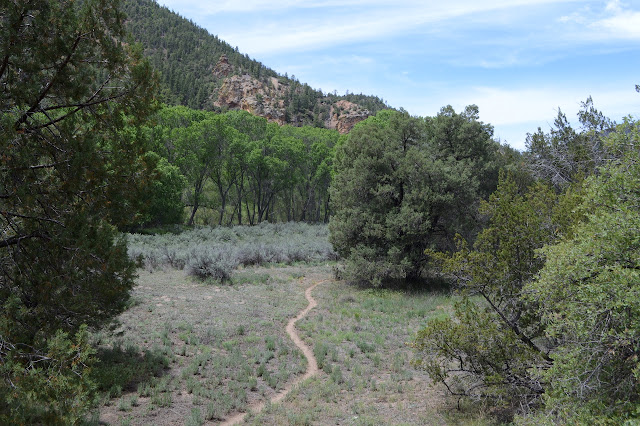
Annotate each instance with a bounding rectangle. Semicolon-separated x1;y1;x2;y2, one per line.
0;0;156;421
525;119;640;423
329;108;499;286
414;173;581;413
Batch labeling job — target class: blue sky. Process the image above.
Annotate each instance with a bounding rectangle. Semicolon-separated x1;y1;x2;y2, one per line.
156;0;640;150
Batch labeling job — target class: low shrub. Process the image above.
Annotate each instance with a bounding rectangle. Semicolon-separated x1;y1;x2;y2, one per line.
127;223;337;277
186;246;238;283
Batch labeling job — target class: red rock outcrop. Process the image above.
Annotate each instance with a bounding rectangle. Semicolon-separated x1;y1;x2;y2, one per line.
212;54;234;78
212;66;371;132
328;100;370;133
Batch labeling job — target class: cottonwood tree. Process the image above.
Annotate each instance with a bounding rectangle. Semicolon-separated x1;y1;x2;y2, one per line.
278;125;337;223
0;0;156;421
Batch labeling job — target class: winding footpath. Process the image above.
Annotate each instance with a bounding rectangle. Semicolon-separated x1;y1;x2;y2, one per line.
220;279;326;425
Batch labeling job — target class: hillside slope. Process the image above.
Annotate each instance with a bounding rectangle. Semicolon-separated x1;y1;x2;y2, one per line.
122;0;390;132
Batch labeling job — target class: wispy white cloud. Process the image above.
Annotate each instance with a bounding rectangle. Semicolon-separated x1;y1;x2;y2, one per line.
444;85;640;149
558;0;640;41
162;0;573;15
160;0;585;56
472;86;636;125
594;11;640;39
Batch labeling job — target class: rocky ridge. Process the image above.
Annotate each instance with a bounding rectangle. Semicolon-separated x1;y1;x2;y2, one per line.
212;55;371;133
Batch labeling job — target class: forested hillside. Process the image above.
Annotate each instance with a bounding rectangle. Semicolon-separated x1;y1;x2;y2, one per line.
121;0;389;130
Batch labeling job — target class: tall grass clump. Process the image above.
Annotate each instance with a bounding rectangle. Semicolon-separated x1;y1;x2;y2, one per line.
127;222;337;279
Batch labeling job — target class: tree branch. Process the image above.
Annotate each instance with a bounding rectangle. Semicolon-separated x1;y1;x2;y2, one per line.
0;231;49;249
14;31;85;130
479;289;553;363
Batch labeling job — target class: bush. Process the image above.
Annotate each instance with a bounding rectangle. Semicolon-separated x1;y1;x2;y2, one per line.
187;246;239;282
127;222;337;274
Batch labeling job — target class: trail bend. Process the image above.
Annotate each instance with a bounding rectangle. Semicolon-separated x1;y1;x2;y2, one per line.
220;278;327;425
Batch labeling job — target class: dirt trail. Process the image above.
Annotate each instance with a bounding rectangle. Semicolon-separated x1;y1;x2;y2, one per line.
220;279;326;425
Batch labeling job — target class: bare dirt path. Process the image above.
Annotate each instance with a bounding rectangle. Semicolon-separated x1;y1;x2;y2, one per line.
220;278;327;425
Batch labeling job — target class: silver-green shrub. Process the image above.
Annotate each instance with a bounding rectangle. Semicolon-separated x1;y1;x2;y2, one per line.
126;222;337;277
187;245;239;282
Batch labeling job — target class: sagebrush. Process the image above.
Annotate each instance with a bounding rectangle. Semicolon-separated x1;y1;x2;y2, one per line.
127;222;338;281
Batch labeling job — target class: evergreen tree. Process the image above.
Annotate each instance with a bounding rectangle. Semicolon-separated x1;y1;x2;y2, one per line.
329;108;498;286
525;119;640;423
0;0;157;421
414;173;581;413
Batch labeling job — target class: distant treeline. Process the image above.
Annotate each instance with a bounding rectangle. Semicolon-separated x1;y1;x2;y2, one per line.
136;106;341;228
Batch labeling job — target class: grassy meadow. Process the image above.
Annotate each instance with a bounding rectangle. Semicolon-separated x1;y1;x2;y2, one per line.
88;224;489;425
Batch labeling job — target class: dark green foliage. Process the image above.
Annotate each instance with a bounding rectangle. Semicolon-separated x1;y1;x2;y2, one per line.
523;119;640;423
1;0;157;421
329;108;499;286
425;105;501;201
140;152;187;227
415;299;546;413
415;174;580;412
0;326;96;425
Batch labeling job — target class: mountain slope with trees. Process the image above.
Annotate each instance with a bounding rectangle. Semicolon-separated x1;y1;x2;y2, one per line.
121;0;389;132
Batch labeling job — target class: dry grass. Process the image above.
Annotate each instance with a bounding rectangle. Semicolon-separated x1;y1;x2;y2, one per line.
94;265;324;425
91;264;493;425
244;279;491;425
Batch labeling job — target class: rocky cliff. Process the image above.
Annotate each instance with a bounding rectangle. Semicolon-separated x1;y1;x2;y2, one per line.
212;55;371;133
